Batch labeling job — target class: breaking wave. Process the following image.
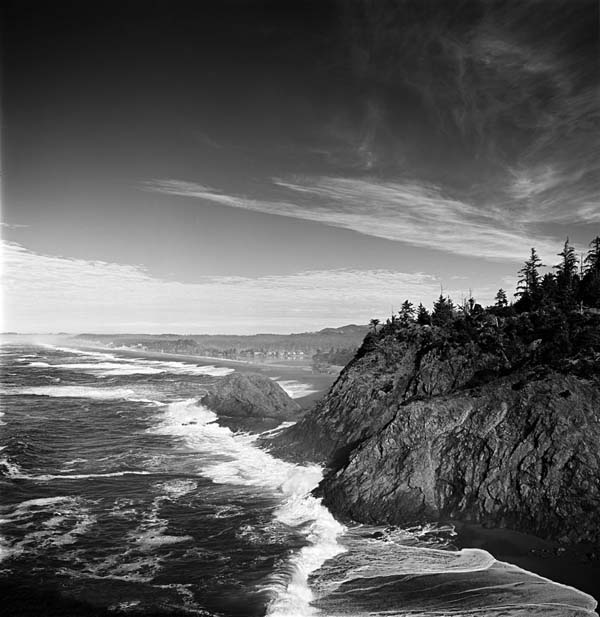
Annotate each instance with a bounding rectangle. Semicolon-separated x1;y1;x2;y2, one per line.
151;399;346;616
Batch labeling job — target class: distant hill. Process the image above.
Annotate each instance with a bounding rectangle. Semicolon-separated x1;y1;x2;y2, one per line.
73;324;369;367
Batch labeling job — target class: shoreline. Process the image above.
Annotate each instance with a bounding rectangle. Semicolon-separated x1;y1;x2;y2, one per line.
453;521;600;603
67;341;338;409
40;341;600;606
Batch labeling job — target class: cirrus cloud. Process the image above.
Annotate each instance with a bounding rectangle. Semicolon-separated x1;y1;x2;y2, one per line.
145;176;560;263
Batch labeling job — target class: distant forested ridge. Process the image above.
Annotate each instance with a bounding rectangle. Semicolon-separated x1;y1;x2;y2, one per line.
75;325;368;368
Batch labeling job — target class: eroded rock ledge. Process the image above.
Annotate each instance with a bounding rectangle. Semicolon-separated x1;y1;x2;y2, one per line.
268;312;600;546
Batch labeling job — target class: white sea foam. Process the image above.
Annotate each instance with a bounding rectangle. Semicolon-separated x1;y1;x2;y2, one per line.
312;544;496;595
13;469;151;481
275;380;319;399
0;456;24;478
0;536;18;562
0;456;152;482
10;385;160;403
39;470;152;480
154;479;198;499
44;361;164;375
0;495;96;559
3;496;76;512
32;344;236;377
151;399;345;616
40;344;119;360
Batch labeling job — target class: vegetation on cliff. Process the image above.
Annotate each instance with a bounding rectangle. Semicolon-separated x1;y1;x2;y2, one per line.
269;237;600;546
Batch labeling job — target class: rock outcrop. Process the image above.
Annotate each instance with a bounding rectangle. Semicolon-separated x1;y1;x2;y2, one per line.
201;372;301;430
269;311;600;546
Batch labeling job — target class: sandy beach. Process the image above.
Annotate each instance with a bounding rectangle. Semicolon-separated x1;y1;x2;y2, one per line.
454;521;600;602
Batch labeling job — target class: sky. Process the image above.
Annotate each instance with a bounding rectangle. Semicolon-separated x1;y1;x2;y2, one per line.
2;0;599;334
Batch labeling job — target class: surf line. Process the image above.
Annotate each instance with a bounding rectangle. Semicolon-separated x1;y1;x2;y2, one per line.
151;398;346;616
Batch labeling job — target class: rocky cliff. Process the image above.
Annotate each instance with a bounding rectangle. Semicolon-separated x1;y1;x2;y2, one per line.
268;310;600;546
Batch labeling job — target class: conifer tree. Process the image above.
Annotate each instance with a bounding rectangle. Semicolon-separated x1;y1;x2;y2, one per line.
431;294;454;325
416;303;431;325
515;248;544;310
369;318;380;333
554;237;578;284
540;272;558;302
399;300;415;323
494;288;508;308
584;236;600;275
553;238;579;308
581;236;600;307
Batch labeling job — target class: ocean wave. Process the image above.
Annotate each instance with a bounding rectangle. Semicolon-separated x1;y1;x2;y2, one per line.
39;344;118;360
151;398;346;616
0;456;24;478
36;344;235;377
39;361;165;375
0;495;96;561
14;470;151;481
59;554;161;584
8;385;162;404
153;478;198;499
274;379;319;399
308;525;599;616
0;456;152;481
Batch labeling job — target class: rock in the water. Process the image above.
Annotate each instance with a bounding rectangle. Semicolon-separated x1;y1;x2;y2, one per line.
201;373;301;430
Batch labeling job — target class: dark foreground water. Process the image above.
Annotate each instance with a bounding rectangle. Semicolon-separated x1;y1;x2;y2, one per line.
1;343;597;616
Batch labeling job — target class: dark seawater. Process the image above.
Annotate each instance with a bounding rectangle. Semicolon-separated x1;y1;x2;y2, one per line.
1;343;597;617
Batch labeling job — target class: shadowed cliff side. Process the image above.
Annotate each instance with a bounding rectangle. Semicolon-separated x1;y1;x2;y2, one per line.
266;309;600;546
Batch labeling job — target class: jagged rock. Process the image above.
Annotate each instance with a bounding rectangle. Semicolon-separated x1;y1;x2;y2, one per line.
201;372;301;430
268;315;600;546
318;371;600;545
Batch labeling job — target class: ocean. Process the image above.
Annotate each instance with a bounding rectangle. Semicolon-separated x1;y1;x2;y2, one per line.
0;343;597;616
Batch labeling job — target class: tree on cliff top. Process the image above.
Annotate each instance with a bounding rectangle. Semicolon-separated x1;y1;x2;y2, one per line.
416;303;431;325
494;288;508;308
581;236;600;307
553;238;579;308
584;236;600;275
399;300;415;323
431;295;454;326
555;238;578;281
515;248;545;311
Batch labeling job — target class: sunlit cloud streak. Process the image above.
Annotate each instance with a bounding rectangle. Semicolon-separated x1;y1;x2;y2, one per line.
146;177;559;263
508;164;600;224
2;241;494;333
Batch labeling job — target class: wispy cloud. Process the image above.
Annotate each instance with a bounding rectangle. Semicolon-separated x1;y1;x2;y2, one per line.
0;222;29;229
508;163;600;224
3;240;487;333
146;176;558;263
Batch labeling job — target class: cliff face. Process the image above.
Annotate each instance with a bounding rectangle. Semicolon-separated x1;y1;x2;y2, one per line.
269;313;600;545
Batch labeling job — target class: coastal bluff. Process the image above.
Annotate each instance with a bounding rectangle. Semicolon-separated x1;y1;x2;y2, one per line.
268;310;600;547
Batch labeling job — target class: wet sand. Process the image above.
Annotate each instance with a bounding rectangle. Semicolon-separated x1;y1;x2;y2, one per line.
453;521;600;602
